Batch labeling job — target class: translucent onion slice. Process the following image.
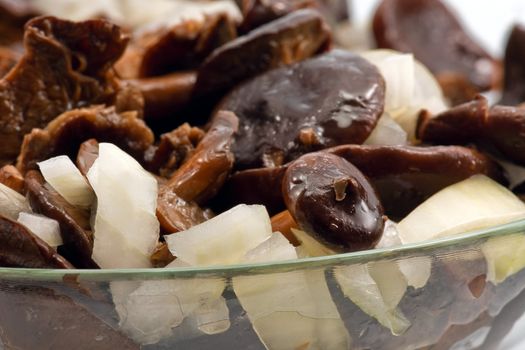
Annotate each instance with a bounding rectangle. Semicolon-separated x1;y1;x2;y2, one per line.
87;143;159;268
165;204;272;266
0;182;31;221
17;212;63;248
38;155;95;208
482;234;525;284
335;262;410;335
398;175;525;244
361;49;448;140
290;228;338;257
496;157;525;189
364;113;408;146
234;233;350;350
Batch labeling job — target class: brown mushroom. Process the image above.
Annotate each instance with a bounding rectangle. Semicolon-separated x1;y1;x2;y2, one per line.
373;0;500;105
156;111;238;233
217;49;385;169
418;95;525;166
501;24;525;106
270;210;300;246
283;152;385;252
25;170;98;269
0;16;128;167
17;105;154;173
115;13;237;79
127;71;197;121
76;139;99;176
0;214;73;268
0;0;37;48
145;122;205;178
329;144;505;219
0;164;24;193
0;46;20;77
193;8;332;98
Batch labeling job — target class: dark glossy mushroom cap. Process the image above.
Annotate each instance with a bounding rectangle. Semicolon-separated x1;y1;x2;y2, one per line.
501;24;525;106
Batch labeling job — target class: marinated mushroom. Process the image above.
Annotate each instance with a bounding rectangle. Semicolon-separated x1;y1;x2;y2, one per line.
0;16;128;166
236;0;317;33
0;0;37;48
0;215;73;268
283;152;385;252
218;49;385;169
25;170;97;269
0;165;24;193
373;0;500;105
418;96;525;166
17;105;154;173
330;144;505;219
193;8;332;98
116;13;237;79
500;24;525;106
0;46;19;77
156;110;238;232
76;139;99;176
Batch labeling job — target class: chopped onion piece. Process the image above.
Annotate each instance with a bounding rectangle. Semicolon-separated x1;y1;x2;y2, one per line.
17;212;63;248
335;262;410;335
397;257;431;289
361;49;448;140
376;220;402;249
234;237;350;350
482;234;525;284
0;182;31;221
398;175;525;244
38;155;95;207
364;113;408;146
87;143;159;268
290;228;338;257
165;204;272;266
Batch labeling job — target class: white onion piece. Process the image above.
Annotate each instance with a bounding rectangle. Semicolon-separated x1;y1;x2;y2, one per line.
335;262;410;335
87;143;159;268
361;49;448;140
290;228;338;257
364;113;408;146
32;0;124;23
17;212;63;248
482;234;525;284
234;234;350;350
38;155;95;208
0;182;31;221
398;175;525;245
165;204;272;266
376;220;402;248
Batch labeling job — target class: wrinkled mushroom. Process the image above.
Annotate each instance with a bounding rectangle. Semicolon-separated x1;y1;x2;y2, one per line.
116;14;237;79
0;16;128;166
283;152;385;252
218;49;385;169
17;105;154;173
236;0;317;33
156;110;238;233
145;122;205;178
193;8;331;98
373;0;500;105
76;139;99;176
418;96;525;166
25;170;97;269
0;215;73;268
0;164;24;193
500;24;525;106
330;144;505;218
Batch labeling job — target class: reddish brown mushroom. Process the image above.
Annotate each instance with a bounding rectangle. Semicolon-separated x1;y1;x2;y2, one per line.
283;152;385;252
501;24;525;106
373;0;500;105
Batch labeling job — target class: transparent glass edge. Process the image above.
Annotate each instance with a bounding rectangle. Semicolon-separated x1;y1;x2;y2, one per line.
2;218;525;281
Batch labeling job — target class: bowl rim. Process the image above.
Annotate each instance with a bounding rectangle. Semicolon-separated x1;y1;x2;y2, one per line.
2;218;525;281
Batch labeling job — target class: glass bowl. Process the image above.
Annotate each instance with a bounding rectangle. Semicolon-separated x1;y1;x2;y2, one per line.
2;219;525;350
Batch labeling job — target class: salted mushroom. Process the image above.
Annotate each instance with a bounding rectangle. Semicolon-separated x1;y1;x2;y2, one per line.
156;111;238;233
0;16;128;166
25;170;97;269
373;0;500;105
116;13;237;79
283;152;385;252
0;214;73;268
217;49;385;169
17;105;154;173
418;96;525;166
500;24;525;106
193;9;332;98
